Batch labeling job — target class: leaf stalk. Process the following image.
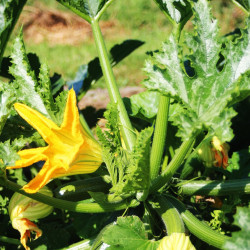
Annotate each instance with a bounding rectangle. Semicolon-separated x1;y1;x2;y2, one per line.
152;195;185;235
0;178;139;213
178;178;250;196
91;19;136;151
150;136;196;193
150;95;170;181
166;195;229;249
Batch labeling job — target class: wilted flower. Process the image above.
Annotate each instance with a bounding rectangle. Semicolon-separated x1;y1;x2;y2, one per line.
8;187;53;250
7;89;102;193
198;136;229;169
157;233;196;250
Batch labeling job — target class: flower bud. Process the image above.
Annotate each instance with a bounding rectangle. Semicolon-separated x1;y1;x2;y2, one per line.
157;233;196;250
198;136;229;169
8;187;53;250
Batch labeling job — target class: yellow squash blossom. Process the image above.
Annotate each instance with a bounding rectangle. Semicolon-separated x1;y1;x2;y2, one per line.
7;89;102;193
9;187;53;250
157;233;196;250
198;136;229;169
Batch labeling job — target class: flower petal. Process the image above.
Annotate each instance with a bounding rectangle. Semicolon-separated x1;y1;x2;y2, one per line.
12;218;42;250
6;147;48;169
22;161;57;193
60;89;81;136
14;103;59;144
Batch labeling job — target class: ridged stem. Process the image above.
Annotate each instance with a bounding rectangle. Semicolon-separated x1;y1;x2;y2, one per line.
152;195;185;235
150;95;170;181
91;19;136;151
1;179;139;213
166;195;229;249
150;137;196;193
178;178;250;196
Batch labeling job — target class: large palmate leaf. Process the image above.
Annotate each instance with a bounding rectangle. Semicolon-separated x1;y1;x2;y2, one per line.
144;0;250;142
153;0;192;24
223;207;250;250
56;0;114;21
124;91;183;123
102;216;159;250
0;0;27;66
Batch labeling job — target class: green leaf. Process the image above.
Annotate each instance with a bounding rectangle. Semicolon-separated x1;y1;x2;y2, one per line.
153;0;192;24
97;105;153;196
110;127;153;196
232;0;250;12
0;88;15;134
5;32;68;126
144;0;250;142
0;0;27;66
124;91;160;122
223;207;250;250
102;216;159;250
124;91;183;123
56;0;114;22
8;32;51;118
37;63;56;114
226;147;250;179
0;138;27;166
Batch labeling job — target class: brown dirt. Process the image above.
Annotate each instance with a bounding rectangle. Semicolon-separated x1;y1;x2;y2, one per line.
20;5;116;45
78;86;145;110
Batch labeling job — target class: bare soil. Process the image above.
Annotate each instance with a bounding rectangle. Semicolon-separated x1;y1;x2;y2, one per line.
20;5;116;45
78;86;145;110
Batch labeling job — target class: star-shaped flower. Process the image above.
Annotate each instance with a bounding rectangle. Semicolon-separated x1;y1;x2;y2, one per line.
7;89;102;193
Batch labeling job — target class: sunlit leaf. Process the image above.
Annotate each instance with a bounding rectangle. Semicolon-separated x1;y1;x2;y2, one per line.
56;0;114;21
144;0;250;142
0;0;27;66
223;207;250;250
153;0;192;24
102;216;159;250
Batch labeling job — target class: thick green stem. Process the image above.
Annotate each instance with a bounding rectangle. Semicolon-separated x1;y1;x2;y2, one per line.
178;178;250;196
150;137;196;193
0;236;20;245
150;95;170;181
152;195;185;235
91;19;136;151
166;195;229;249
1;179;139;213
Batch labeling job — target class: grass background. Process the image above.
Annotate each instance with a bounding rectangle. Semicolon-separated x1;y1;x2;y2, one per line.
4;0;247;88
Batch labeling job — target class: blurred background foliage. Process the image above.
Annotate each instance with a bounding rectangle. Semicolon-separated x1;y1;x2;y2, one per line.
2;0;247;88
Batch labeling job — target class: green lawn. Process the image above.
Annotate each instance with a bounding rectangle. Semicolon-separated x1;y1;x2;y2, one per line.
4;0;246;88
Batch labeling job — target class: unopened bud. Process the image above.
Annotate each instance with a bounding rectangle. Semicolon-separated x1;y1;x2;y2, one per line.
198;136;229;169
8;187;53;250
